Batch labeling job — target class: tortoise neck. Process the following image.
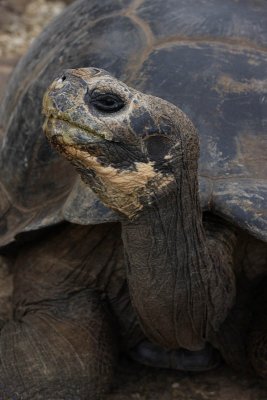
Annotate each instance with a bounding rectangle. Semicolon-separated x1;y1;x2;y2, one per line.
121;171;236;350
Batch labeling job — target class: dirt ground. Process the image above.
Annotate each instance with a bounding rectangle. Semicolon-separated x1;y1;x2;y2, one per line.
0;1;267;399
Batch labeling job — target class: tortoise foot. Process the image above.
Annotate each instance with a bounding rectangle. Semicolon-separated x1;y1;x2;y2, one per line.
130;340;221;372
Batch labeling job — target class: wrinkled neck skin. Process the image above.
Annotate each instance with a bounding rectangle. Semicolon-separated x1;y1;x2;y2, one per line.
121;169;236;351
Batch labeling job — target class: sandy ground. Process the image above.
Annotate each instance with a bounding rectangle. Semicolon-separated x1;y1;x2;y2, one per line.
0;1;267;399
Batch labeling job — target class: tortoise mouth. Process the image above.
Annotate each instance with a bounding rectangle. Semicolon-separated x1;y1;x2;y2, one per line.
43;114;105;147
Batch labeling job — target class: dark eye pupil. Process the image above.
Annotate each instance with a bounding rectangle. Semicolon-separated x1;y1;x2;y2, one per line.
103;98;115;106
90;93;124;113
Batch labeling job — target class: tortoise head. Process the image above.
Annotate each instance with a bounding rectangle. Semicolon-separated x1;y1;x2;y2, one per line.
43;68;199;219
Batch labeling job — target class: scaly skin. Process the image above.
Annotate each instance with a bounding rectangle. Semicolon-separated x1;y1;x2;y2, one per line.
0;223;121;399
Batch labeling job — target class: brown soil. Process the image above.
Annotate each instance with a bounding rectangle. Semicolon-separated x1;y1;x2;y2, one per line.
0;1;266;399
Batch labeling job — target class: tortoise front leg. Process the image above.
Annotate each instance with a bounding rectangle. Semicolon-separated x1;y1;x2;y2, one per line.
0;290;116;399
0;223;121;399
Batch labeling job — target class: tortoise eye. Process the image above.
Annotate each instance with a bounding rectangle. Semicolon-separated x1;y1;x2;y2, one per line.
90;93;124;113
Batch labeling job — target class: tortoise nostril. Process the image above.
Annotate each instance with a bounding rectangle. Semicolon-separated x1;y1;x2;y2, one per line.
91;68;101;76
62;75;67;81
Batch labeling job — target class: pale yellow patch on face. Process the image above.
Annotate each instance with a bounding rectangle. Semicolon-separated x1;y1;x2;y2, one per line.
64;146;174;218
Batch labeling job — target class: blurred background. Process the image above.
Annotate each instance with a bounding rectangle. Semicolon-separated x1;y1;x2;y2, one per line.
0;1;267;399
0;0;71;98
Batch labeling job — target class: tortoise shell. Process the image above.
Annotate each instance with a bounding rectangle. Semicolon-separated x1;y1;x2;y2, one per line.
0;0;266;246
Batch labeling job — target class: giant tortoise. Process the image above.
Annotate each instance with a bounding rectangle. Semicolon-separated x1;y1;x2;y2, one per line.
0;0;266;398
